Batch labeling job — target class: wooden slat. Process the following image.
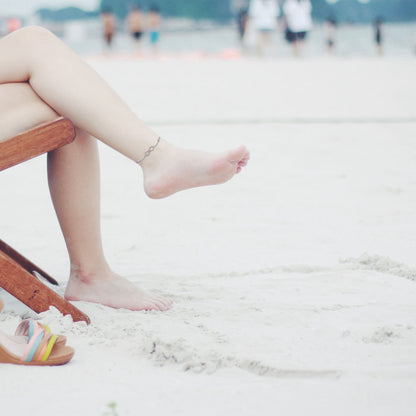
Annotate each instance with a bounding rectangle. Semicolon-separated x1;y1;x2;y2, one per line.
0;239;58;285
0;250;90;324
0;117;76;171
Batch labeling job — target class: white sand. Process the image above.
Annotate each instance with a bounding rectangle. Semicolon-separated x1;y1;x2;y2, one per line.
1;56;416;415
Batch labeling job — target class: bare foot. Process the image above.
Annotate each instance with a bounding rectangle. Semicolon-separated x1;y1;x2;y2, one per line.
65;269;172;311
141;141;250;199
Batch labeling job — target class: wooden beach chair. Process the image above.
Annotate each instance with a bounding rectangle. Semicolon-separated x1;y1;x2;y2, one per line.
0;118;90;323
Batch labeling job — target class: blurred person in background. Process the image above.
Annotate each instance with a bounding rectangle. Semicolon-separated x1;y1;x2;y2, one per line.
283;0;312;57
7;17;22;34
148;4;161;53
248;0;280;56
127;4;144;52
101;8;116;49
237;7;249;47
325;16;336;54
374;17;384;56
413;33;416;55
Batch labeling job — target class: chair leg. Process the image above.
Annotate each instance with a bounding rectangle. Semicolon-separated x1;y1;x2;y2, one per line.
0;118;87;322
0;248;90;324
0;239;58;286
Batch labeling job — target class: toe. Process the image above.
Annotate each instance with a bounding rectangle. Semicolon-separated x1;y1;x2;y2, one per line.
150;295;172;311
155;301;169;311
228;145;248;163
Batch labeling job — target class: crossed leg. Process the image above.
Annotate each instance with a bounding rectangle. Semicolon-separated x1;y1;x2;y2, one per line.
0;26;249;311
0;82;171;310
0;26;249;198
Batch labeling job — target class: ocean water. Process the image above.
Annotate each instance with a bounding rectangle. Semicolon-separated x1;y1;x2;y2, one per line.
62;20;416;58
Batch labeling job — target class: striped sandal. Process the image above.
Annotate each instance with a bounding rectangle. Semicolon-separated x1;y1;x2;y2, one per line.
14;319;67;346
0;299;67;346
0;321;74;366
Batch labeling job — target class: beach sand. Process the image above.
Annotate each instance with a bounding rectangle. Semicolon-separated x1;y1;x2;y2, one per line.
0;56;415;415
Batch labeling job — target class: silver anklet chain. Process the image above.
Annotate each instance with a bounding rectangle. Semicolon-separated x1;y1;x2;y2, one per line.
135;137;161;164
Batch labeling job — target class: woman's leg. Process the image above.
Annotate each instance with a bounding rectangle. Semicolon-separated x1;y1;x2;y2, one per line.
0;82;170;310
0;26;249;199
48;129;171;310
0;82;59;140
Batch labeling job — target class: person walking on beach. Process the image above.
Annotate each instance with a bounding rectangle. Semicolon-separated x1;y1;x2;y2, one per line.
101;8;116;49
0;26;249;312
127;5;144;52
237;7;249;47
148;4;162;53
248;0;280;56
374;17;384;56
283;0;312;57
325;17;336;54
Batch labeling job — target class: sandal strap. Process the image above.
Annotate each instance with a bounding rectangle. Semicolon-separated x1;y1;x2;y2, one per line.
21;326;59;363
15;319;37;340
33;332;58;362
15;319;31;338
15;319;52;340
41;334;58;362
22;324;45;362
15;319;66;351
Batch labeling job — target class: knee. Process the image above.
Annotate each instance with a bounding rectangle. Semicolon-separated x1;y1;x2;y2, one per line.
14;25;59;47
19;25;54;38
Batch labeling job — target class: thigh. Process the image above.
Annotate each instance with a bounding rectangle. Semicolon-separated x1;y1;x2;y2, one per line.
0;82;58;141
0;29;32;83
0;26;59;83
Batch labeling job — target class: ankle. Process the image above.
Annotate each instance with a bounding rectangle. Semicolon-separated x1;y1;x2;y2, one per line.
139;139;174;171
69;263;112;284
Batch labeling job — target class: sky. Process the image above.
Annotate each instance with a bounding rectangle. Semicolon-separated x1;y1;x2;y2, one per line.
1;0;98;16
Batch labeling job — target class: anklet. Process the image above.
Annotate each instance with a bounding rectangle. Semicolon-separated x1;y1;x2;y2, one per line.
135;137;161;164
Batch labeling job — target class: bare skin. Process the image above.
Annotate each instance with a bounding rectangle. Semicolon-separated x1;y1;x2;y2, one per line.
142;142;249;199
0;26;249;312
